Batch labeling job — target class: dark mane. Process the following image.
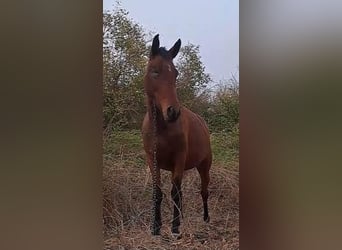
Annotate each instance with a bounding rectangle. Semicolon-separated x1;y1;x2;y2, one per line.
157;47;171;59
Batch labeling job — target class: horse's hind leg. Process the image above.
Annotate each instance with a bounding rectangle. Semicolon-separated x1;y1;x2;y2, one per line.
197;159;211;222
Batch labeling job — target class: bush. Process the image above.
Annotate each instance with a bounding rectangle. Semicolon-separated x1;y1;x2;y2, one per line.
103;6;239;134
204;79;239;133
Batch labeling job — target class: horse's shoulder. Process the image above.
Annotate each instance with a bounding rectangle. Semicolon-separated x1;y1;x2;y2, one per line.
182;107;208;130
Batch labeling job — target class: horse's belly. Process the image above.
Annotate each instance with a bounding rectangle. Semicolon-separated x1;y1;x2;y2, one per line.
185;134;211;169
156;143;209;171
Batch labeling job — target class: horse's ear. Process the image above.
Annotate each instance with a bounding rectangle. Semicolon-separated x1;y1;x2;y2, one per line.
169;39;181;58
151;34;160;57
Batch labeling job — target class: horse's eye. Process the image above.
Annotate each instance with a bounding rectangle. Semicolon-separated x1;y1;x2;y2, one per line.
151;70;159;78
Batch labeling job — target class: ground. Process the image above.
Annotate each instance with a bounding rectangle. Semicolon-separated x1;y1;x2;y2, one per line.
103;130;239;250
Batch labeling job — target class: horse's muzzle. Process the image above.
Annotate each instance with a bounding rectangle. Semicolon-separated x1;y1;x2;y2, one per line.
166;106;180;122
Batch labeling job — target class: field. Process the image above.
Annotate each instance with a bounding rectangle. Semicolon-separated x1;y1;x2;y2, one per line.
103;130;239;250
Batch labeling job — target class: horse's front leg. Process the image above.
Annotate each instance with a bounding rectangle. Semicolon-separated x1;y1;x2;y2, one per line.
171;156;185;235
150;164;162;235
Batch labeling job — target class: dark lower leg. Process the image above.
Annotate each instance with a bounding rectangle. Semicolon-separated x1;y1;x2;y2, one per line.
152;185;163;235
201;189;210;222
198;166;210;223
171;182;182;234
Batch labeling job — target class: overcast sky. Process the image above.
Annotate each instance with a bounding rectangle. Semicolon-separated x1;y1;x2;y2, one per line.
103;0;239;84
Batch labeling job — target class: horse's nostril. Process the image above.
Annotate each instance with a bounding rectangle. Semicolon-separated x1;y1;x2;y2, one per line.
167;106;175;118
166;106;180;122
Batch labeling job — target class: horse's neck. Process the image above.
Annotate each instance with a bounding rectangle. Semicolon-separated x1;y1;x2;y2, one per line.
147;99;166;130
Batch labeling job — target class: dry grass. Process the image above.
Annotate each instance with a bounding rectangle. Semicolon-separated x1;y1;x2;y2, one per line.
103;131;239;250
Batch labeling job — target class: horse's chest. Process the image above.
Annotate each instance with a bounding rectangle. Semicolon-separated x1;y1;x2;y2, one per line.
156;134;185;165
157;136;180;153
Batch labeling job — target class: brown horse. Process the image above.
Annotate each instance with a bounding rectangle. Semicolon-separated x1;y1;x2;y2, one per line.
142;34;212;236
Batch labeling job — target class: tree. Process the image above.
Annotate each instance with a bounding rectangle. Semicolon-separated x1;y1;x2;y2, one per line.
176;44;212;114
102;4;236;133
103;6;149;131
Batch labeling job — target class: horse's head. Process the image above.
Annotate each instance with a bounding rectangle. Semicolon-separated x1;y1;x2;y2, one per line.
144;34;181;123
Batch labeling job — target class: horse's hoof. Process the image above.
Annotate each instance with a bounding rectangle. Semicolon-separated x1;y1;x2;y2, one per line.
171;232;182;239
171;227;179;234
151;229;161;236
204;215;210;223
